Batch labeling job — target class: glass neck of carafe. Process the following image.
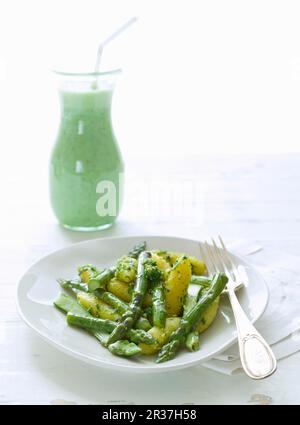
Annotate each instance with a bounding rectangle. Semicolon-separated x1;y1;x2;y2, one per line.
54;69;121;116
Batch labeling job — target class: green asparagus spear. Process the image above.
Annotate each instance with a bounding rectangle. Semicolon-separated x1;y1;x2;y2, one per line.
128;241;147;259
142;257;166;328
66;313;156;344
108;340;141;357
58;278;88;292
183;292;199;352
89;330;110;346
183;294;200;352
135;316;152;331
185;331;200;352
93;287;152;330
127;328;154;345
156;272;228;363
59;278;127;313
58;279;152;331
54;293;144;354
54;292;90;317
54;293;109;346
183;293;197;316
94;289;129;314
67;312;114;332
107;251;151;344
88;267;116;292
86;242;146;292
152;281;166;328
190;275;212;287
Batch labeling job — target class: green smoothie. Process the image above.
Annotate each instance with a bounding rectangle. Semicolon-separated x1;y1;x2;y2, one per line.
50;72;124;231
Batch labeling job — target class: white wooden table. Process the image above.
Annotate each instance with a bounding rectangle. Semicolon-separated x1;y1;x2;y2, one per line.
2;154;300;405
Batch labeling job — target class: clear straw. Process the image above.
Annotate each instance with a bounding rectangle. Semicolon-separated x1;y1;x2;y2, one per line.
94;16;138;74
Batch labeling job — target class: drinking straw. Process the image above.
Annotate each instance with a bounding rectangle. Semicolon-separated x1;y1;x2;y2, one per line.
94;16;138;74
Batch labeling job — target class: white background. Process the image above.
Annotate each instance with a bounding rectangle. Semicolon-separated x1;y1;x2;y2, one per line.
1;0;300;168
1;0;300;224
1;2;300;404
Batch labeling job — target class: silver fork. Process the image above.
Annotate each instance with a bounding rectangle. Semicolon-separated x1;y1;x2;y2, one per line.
199;236;277;380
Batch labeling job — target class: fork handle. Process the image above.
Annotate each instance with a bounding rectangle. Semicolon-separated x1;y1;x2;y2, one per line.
228;288;277;379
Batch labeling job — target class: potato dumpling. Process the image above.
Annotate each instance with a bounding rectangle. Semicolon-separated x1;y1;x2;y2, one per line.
107;278;132;303
196;296;220;333
155;251;206;276
139;317;181;355
78;264;98;283
76;291;120;321
79;270;92;283
165;256;192;317
107;278;152;307
188;256;207;276
150;253;171;273
152;250;178;266
115;255;137;283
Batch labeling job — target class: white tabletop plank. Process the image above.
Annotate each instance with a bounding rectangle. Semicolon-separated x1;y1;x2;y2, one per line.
2;154;300;404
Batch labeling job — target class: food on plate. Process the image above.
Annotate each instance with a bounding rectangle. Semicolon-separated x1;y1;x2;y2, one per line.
164;256;192;317
156;273;227;363
54;242;228;363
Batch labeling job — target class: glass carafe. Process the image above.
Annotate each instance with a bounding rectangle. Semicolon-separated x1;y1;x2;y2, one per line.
50;70;124;231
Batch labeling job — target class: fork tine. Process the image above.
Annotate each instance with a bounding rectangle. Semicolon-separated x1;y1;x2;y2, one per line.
211;237;236;282
198;241;215;276
198;242;211;274
218;235;239;277
211;238;224;271
209;238;225;272
204;241;218;274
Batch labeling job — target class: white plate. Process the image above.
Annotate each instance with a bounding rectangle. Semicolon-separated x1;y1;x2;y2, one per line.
16;235;268;373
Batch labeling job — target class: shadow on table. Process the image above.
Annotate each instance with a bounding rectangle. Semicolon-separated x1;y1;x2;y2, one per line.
27;333;255;405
